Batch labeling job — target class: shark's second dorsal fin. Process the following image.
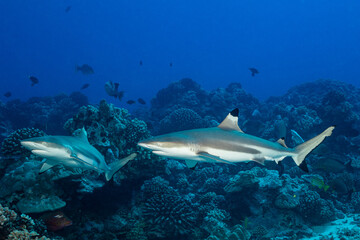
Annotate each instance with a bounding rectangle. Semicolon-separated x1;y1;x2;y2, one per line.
276;138;288;148
77;127;89;142
218;108;244;133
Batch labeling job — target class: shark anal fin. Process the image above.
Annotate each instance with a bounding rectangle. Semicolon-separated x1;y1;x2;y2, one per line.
276;138;288;148
185;160;198;169
197;152;235;165
252;157;266;166
40;162;54;173
218;108;244;133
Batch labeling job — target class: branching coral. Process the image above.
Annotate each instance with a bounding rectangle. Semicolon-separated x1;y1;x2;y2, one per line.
0;204;50;239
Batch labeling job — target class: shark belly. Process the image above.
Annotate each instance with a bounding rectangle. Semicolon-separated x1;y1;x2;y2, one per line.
204;148;255;163
202;143;294;163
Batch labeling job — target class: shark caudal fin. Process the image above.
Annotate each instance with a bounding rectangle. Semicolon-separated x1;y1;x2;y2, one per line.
292;126;335;172
105;153;137;181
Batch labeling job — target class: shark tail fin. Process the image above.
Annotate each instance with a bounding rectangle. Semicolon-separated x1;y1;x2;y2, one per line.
292;126;335;171
105;153;137;181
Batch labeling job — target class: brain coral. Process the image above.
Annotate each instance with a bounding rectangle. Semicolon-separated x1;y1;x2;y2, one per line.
157;108;207;134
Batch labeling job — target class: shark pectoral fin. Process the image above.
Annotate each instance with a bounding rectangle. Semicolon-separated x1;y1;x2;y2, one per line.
185;160;198;170
218;108;244;133
197;152;235;165
252;157;266;166
276;138;288;148
39;162;54;173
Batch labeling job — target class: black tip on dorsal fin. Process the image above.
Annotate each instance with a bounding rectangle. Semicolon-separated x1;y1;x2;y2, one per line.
281;137;285;140
299;160;309;173
230;108;239;117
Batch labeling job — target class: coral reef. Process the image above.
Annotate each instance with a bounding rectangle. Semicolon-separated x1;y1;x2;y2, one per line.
64;99;165;186
1;128;46;157
0;203;50;239
141;177;196;237
0;92;88;136
157;107;207;134
0;79;359;239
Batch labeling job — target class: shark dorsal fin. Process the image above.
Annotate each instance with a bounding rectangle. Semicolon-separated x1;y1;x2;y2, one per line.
77;127;89;142
218;108;244;133
276;138;288;148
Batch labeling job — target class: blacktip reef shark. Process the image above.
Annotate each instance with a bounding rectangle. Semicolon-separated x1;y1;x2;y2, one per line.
138;109;335;171
21;128;137;181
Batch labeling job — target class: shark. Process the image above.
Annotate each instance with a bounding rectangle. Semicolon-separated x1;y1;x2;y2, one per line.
138;109;335;171
21;128;137;181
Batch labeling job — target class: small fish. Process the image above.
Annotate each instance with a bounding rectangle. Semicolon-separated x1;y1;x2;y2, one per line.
4;92;11;98
249;68;259;77
291;130;305;145
137;98;146;105
29;76;39;86
81;83;90;90
169;62;173;67
127;100;136;105
76;64;94;75
311;177;330;192
104;81;124;100
139;60;143;66
65;6;71;13
42;211;72;231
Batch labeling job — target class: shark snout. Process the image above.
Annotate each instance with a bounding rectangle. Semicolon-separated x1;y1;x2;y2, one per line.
138;139;162;151
137;140;153;149
21;140;46;151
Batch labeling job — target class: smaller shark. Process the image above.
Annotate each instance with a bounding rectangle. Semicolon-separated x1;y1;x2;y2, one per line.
21;128;136;181
138;109;335;171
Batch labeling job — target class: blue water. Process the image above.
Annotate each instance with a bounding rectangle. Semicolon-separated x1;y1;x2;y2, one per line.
1;0;360;103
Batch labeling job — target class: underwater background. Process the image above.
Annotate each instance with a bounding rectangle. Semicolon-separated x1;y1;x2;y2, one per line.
1;0;360;239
